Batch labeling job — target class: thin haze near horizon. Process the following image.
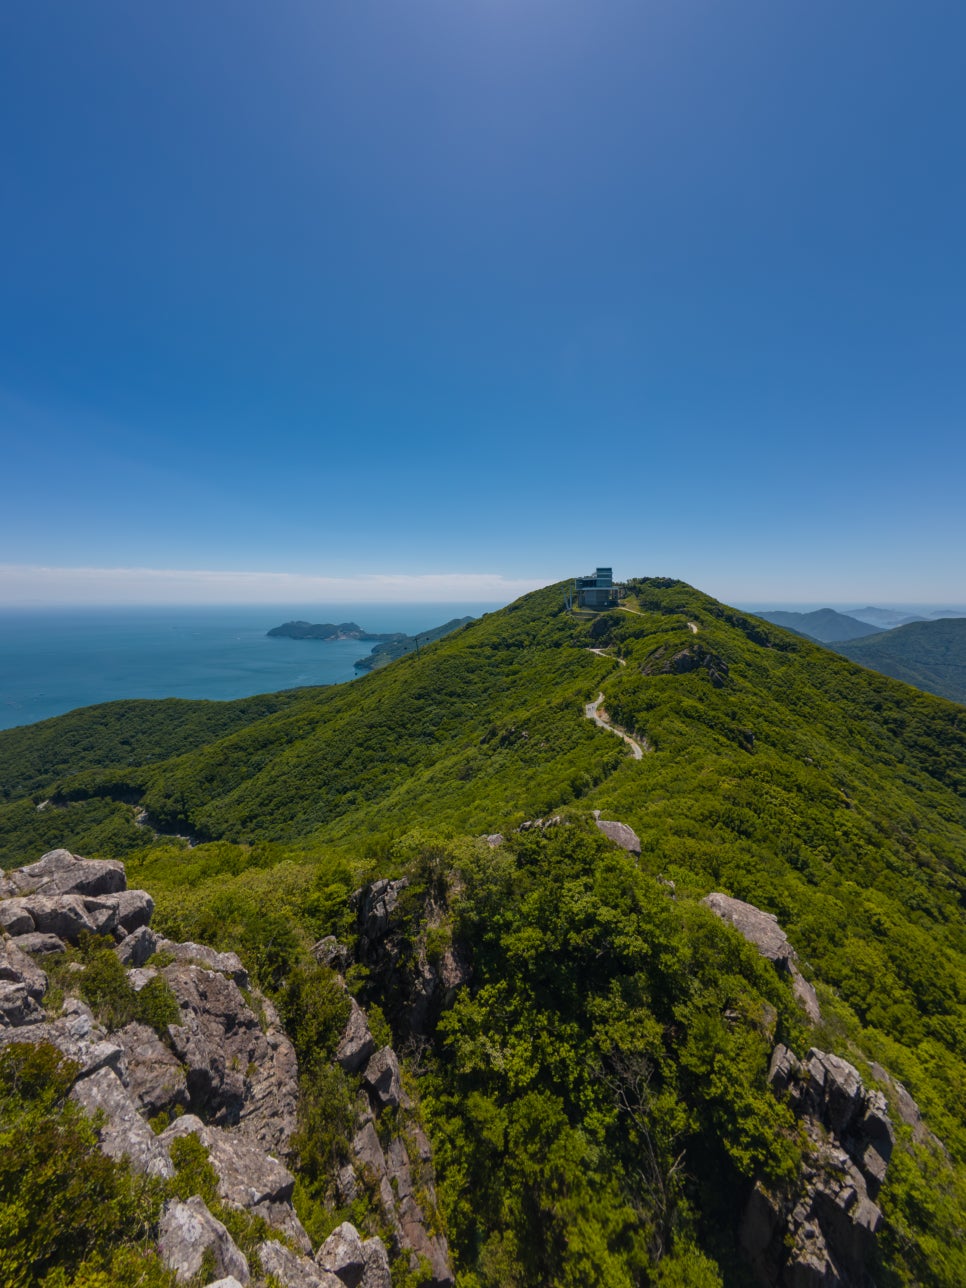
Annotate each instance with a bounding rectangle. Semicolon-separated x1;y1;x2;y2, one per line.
1;2;964;606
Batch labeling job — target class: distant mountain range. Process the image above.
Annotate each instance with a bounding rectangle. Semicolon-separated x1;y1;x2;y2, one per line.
834;617;966;705
847;606;927;629
753;608;966;706
757;608;884;643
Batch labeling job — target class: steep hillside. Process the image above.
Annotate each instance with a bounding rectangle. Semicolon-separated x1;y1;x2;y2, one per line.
835;617;966;705
2;577;966;1285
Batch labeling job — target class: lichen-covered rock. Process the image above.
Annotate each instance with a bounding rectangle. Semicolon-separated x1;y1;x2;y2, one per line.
72;1066;174;1179
159;1196;249;1284
317;1222;366;1286
155;939;249;988
0;938;47;1001
0;997;123;1078
354;878;410;947
162;963;298;1152
259;1239;341;1288
312;936;352;972
4;849;126;899
11;931;65;955
360;1238;392;1288
161;1115;295;1209
114;1020;189;1116
115;924;158;967
0;901;36;935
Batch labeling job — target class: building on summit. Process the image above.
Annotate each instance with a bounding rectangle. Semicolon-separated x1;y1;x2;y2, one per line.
574;567;623;609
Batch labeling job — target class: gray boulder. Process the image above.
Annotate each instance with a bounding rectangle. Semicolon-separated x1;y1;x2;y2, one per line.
162;964;298;1153
702;893;822;1024
311;936;352;972
159;1196;249;1284
595;819;642;854
116;924;158;967
0;997;123;1079
12;931;65;955
6;849;126;899
156;939;249;988
114;1021;189;1116
360;1239;392;1288
161;1115;295;1209
72;1066;174;1179
0;901;36;936
354;878;410;945
260;1239;342;1287
115;889;155;934
0;938;47;1000
317;1222;366;1287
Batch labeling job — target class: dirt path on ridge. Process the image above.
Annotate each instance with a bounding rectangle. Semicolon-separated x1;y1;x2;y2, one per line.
584;692;647;759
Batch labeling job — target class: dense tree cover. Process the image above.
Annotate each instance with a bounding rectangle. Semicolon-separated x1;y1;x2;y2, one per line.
0;692;309;802
835;616;966;706
0;1042;176;1288
2;578;966;1282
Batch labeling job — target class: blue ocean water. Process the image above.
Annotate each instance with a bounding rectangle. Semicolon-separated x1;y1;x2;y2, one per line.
0;603;500;732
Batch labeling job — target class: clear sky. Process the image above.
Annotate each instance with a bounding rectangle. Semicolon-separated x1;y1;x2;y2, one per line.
1;1;964;605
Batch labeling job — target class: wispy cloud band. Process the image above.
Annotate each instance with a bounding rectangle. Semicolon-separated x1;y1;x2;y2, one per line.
0;564;550;605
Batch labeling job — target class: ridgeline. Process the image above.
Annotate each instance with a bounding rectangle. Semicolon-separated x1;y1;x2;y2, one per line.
1;576;965;1287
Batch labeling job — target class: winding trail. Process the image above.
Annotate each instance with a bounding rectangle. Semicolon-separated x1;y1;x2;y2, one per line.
588;647;626;666
584;692;647;759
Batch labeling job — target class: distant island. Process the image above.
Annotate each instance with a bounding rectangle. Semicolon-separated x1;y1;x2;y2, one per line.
267;620;400;642
267;616;475;672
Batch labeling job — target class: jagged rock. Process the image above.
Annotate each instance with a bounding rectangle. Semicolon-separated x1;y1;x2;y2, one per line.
360;1238;392;1288
335;997;377;1074
7;894;98;941
354;878;410;945
159;1196;249;1284
252;1199;313;1254
0;938;47;999
156;939;250;988
116;924;158;967
162;963;298;1152
0;997;123;1078
385;1135;452;1286
363;1046;405;1110
4;849;126;899
0;901;35;935
868;1060;929;1145
128;965;158;991
517;815;564;832
12;931;65;955
703;893;796;968
115;889;155;934
312;936;352;972
483;834;503;847
203;1279;246;1288
259;1239;341;1288
438;944;471;1006
114;1021;189;1116
703;893;822;1024
0;979;43;1026
317;1222;366;1286
595;819;642;854
72;1066;174;1178
161;1115;295;1209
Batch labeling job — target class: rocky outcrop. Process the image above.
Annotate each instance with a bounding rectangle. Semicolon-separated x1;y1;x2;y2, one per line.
594;817;642;854
702;893;821;1023
742;1044;897;1285
159;1196;250;1284
2;848;458;1288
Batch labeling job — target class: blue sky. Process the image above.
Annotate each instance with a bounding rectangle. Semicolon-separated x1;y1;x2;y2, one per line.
1;1;964;604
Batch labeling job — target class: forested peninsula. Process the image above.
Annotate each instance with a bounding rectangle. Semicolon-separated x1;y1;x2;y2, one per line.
2;577;965;1287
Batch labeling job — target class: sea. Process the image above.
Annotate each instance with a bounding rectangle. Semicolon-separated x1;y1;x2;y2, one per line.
0;603;501;732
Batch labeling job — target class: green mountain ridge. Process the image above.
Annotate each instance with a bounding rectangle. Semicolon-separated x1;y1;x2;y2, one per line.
2;576;966;1285
833;617;966;707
